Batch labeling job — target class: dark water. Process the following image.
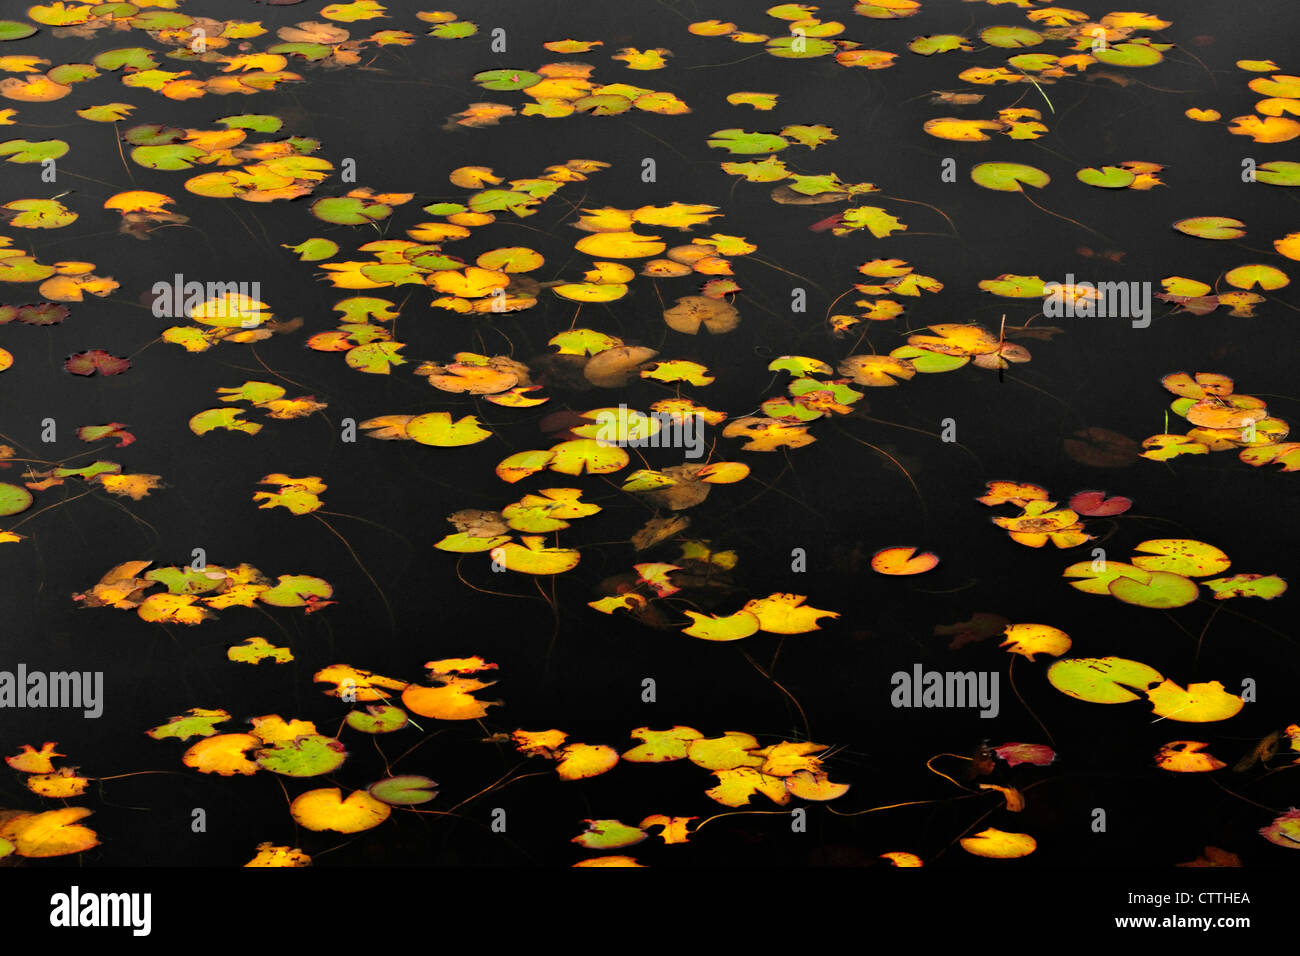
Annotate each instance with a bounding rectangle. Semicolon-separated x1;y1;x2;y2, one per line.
1;0;1296;872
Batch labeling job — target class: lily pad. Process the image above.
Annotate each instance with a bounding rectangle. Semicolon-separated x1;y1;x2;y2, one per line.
367;774;438;805
971;162;1050;192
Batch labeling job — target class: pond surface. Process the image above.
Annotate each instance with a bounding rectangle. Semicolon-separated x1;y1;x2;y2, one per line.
0;0;1296;870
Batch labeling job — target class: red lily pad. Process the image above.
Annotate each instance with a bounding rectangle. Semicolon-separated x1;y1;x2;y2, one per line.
1068;490;1132;516
65;350;130;376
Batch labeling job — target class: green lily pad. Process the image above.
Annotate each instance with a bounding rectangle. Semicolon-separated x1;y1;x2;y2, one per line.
0;21;37;41
1172;216;1246;239
93;47;159;71
768;356;832;377
259;574;333;607
360;263;425;285
786;173;845;196
255;735;347;777
467;189;535;213
1094;43;1163;67
188;407;261;436
145;566;226;595
267;42;333;62
765;36;837;58
310;196;393;225
1047;656;1164;703
0;257;55;282
763;398;822;421
474;69;542;91
367;774;438;805
980;25;1042;48
838;206;906;237
430;21;478;39
127;10;192;30
1062;559;1147;594
123;124;185;146
217;114;283;133
0;482;33;517
76;103;134;123
406;251;462;270
1202;573;1287;600
979;274;1046;297
1109;570;1199;608
227;637;292;664
971;162;1050;192
1256;161;1300;186
1077;166;1137;188
216;381;286;404
284;237;338;262
707;129;790;154
3;199;77;229
1007;53;1059;72
333;297;398;323
788;377;862;404
890;345;968;373
131;144;206;170
421;202;467;216
345;705;410;734
0;139;68;164
52;461;120;480
145;708;231;741
909;34;970;56
46;63;99;85
574;94;632;116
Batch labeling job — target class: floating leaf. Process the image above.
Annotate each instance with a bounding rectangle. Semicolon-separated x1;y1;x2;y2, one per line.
1259;809;1300;850
741;592;838;634
1202;574;1287;601
682;610;761;642
345;705;409;734
183;734;260;776
1068;491;1132;516
960;828;1036;859
970;162;1050;192
1047;656;1164;703
228;636;293;665
290;787;390;833
1224;264;1288;290
255;735;347;777
1147;680;1244;723
870;546;938;575
1130;539;1230;578
1000;623;1071;661
707;128;789;154
1156;741;1226;772
1174;216;1247;240
368;775;438;805
1109;570;1199;609
0;808;98;859
994;742;1056;768
555;743;619;781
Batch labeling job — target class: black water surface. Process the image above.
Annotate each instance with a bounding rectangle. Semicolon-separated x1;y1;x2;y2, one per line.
1;0;1297;869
